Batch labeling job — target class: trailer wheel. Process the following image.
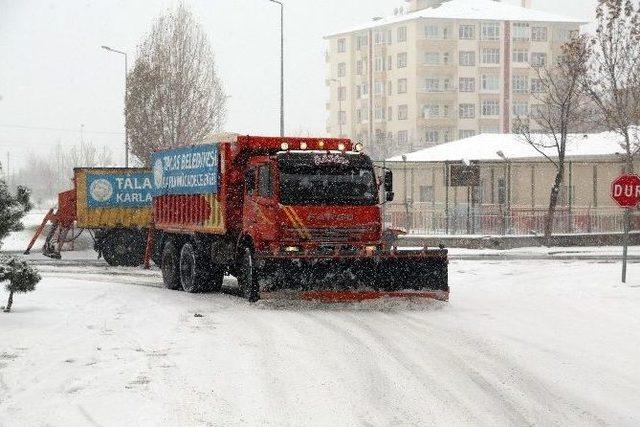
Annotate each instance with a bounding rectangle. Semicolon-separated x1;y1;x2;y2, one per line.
102;230;145;267
179;242;210;293
238;247;260;302
161;240;181;290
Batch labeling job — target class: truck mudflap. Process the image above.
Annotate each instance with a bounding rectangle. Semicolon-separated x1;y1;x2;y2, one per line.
258;249;449;302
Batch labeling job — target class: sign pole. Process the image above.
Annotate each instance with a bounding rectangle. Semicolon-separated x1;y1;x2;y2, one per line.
611;174;640;283
622;208;630;283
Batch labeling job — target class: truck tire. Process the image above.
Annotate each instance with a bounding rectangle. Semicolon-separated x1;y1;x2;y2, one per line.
238;247;260;302
201;265;224;293
179;241;210;293
102;229;145;267
161;240;181;290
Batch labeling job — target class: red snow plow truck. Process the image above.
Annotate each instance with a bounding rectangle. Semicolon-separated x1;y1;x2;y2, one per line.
150;135;448;302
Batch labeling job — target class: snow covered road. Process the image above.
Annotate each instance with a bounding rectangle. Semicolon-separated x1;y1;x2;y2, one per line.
1;259;640;426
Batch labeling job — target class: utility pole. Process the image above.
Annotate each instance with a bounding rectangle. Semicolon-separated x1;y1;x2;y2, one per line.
101;45;129;166
268;0;285;137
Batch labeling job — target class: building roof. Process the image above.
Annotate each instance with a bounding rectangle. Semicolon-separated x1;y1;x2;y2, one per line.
326;0;587;38
386;131;631;163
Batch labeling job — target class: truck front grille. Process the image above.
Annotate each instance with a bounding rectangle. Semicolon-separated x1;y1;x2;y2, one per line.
286;228;370;242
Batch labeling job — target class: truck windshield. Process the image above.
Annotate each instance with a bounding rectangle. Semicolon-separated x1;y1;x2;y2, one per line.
278;152;377;206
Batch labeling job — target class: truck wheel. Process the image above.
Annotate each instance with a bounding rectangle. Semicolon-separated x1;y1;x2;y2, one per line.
179;242;210;293
161;240;181;290
201;265;224;293
102;230;145;267
238;247;260;302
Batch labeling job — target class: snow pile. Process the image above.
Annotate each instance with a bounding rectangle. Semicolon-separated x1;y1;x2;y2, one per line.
1;260;640;425
387;130;632;163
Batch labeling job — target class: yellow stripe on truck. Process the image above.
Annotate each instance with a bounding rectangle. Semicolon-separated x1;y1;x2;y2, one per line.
283;207;310;239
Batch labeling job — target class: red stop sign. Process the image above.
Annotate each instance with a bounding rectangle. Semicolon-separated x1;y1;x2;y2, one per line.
611;174;640;207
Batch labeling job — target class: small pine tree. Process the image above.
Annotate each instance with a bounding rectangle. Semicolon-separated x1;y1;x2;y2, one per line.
0;178;32;250
0;257;41;312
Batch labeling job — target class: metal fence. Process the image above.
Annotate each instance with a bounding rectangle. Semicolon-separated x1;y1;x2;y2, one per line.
383;203;636;236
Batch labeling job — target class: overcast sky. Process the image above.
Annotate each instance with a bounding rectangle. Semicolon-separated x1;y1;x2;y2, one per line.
0;0;597;169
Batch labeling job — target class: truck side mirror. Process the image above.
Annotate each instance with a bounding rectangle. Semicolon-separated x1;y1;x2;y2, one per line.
384;170;393;193
384;170;394;202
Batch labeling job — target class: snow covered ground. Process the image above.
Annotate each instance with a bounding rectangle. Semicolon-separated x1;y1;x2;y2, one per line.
1;256;640;426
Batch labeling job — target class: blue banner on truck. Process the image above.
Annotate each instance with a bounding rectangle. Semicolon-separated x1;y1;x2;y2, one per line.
86;173;154;208
152;144;219;195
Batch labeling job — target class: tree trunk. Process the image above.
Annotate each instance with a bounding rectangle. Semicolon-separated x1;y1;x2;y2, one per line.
3;291;13;313
544;167;564;244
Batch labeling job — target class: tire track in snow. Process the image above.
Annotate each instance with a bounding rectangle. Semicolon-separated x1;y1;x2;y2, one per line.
300;311;418;425
397;313;609;426
315;311;482;425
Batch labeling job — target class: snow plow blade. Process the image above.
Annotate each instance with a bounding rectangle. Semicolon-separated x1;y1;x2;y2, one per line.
260;248;449;303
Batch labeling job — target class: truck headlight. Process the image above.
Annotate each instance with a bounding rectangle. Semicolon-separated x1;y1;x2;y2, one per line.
355;142;364;152
300;142;308;150
365;245;378;254
284;246;300;252
338;143;345;151
281;142;289;150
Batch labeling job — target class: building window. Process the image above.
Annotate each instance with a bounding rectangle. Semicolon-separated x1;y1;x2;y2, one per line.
531;78;545;93
512;75;529;94
532;26;548;42
375;56;385;72
388;107;393;121
459;51;476;66
356;60;363;75
397;26;407;42
356;34;368;50
423;104;441;118
374;81;385;95
425;78;440;92
497;178;506;205
397;130;408;145
425;129;440;143
419;185;434;203
459;129;476;139
374;31;388;45
398;105;408;120
338;111;347;125
481;48;500;64
337;86;346;101
388;81;393;95
459;77;476;92
362;82;369;97
512;22;530;41
398;78;407;94
481;126;500;134
337;38;346;53
397;52;408;68
481;100;500;116
337;62;346;77
531;52;547;68
459;103;476;119
424;52;440;65
425;25;440;40
374;107;385;121
481;74;500;91
481;22;501;41
388;55;393;70
443;52;450;65
530;104;545;119
459;24;475;40
512;49;529;64
512;101;529;117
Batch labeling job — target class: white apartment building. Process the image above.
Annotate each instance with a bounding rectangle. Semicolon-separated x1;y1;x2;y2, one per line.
325;0;586;160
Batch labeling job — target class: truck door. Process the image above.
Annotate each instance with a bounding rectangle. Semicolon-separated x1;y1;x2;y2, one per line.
254;163;278;242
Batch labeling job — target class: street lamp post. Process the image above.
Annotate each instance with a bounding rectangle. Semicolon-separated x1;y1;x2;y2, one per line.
268;0;284;137
101;45;129;167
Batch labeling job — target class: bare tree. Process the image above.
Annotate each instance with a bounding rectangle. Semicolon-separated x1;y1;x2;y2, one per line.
515;36;592;241
126;5;227;165
585;0;640;172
